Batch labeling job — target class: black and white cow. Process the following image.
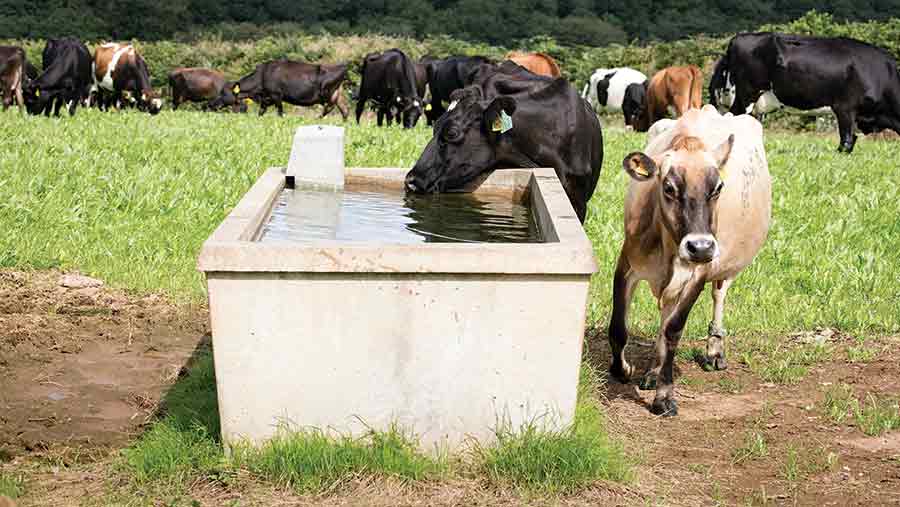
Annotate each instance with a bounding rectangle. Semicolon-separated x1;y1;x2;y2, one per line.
582;67;647;126
24;37;92;116
710;32;900;153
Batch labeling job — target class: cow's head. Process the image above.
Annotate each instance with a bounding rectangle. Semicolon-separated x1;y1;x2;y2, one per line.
136;91;162;115
405;86;515;193
623;134;734;264
209;82;241;111
395;95;423;128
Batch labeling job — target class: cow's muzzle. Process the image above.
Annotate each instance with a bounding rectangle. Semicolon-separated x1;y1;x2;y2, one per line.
679;234;719;264
404;172;436;193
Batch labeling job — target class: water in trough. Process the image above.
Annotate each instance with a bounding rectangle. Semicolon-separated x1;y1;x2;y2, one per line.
260;186;541;244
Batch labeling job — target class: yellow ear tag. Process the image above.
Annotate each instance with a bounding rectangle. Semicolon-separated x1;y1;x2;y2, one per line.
244;98;253;104
233;84;240;94
35;89;40;97
425;103;432;111
630;156;649;177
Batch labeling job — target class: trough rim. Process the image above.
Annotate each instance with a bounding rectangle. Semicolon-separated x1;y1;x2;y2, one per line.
197;167;597;275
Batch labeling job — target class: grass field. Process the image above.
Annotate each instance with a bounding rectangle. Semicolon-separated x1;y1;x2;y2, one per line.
1;107;899;504
2;109;897;337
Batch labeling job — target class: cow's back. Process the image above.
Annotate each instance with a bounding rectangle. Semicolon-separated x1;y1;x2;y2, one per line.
644;106;771;277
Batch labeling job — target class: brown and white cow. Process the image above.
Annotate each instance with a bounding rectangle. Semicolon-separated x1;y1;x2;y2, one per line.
632;65;703;132
505;51;561;78
92;42;162;114
0;46;26;112
608;105;772;416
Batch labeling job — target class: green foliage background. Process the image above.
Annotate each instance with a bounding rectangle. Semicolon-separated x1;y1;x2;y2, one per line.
7;12;900;97
4;0;900;44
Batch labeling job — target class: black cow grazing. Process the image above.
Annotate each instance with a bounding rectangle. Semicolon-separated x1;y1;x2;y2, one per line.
24;37;92;117
711;32;900;153
405;62;603;223
423;55;494;125
93;43;162;114
621;81;647;129
0;46;26;112
213;60;349;118
356;49;423;128
169;67;245;112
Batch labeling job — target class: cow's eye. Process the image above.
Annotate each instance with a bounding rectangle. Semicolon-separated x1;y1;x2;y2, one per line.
663;180;678;199
709;181;725;200
443;126;463;143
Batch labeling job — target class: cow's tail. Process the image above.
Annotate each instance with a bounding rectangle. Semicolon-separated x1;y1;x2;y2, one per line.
12;50;25;112
690;66;703;110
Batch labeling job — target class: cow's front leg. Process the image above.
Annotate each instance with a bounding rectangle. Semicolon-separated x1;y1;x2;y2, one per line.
608;252;639;383
650;279;705;417
835;107;857;153
702;279;733;371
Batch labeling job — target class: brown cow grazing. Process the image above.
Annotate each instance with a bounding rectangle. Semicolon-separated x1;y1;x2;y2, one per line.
93;42;162;114
505;51;561;77
0;46;26;112
608;106;771;416
168;67;244;111
632;65;703;132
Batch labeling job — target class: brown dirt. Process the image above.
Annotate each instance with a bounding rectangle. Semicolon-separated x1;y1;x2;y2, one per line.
2;270;899;506
0;270;207;462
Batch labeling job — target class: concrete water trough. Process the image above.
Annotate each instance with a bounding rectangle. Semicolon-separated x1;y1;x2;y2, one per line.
197;126;598;451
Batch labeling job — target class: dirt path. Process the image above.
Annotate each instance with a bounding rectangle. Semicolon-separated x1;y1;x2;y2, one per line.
0;270;207;462
2;270;898;506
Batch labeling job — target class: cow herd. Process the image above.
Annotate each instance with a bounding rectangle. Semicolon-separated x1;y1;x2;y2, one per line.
2;32;900;416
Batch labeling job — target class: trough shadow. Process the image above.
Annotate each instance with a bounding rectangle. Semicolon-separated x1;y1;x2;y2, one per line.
148;333;221;442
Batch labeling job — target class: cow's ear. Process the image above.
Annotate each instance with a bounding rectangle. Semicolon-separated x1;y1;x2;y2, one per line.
623;152;657;181
483;96;517;137
713;134;734;169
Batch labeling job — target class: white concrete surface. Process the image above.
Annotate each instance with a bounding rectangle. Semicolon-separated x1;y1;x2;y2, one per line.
287;125;345;188
199;167;597;452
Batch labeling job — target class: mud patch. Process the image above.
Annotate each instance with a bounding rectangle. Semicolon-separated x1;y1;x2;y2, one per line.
0;270;206;460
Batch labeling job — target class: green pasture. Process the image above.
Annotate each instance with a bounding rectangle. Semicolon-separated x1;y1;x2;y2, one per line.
1;108;897;339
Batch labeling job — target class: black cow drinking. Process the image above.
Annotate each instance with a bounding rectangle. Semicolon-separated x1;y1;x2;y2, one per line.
405;62;603;223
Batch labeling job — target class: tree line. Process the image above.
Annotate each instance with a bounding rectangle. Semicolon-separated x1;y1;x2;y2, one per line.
3;0;900;46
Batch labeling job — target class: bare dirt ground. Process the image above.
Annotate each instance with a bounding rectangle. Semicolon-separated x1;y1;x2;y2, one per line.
1;270;898;506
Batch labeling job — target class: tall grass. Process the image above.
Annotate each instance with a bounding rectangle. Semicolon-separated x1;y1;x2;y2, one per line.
230;426;447;493
472;365;633;492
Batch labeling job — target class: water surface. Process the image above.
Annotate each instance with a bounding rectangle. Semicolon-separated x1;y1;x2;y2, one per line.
259;186;541;244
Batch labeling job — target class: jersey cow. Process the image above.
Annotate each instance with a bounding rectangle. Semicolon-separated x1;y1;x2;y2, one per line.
631;65;703;132
582;67;648;126
608;106;771;416
0;46;26;112
93;43;162;114
169;67;240;111
405;61;602;223
356;49;423;128
505;52;561;78
25;37;92;117
710;32;900;153
423;55;494;125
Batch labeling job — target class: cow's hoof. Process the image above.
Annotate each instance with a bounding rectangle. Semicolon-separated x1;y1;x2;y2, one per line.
700;354;728;372
650;398;678;417
639;372;658;391
609;361;633;384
